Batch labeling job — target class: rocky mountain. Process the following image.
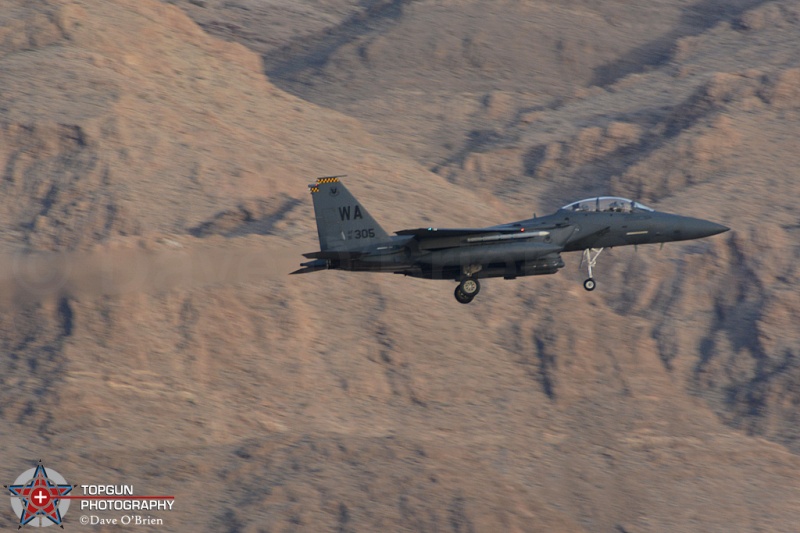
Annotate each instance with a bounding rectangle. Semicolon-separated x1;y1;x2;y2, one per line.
1;0;799;531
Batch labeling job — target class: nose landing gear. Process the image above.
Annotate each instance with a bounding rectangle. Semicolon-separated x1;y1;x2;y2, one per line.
580;248;603;291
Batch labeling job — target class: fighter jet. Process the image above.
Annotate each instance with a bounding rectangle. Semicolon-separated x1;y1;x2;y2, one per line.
292;177;729;303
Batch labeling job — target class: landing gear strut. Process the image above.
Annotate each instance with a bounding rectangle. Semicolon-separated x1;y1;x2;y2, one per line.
580;248;604;291
454;278;480;304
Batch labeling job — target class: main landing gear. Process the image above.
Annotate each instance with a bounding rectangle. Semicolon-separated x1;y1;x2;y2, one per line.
581;247;604;291
454;278;480;304
454;264;482;304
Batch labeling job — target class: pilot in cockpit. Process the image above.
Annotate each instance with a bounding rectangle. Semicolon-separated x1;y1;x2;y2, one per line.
607;200;624;212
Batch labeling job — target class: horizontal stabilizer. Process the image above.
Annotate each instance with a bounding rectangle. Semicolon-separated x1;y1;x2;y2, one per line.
303;250;365;260
290;259;329;275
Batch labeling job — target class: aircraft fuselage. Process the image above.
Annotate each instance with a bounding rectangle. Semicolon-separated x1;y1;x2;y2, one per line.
294;179;729;303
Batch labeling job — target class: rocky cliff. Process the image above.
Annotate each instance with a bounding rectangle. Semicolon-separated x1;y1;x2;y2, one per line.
1;1;799;531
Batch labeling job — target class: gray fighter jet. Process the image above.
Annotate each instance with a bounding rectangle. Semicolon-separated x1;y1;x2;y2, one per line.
292;177;729;303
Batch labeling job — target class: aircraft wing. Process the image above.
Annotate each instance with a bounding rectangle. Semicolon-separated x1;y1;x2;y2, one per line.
396;227;522;239
396;227;524;251
396;226;561;250
396;222;571;239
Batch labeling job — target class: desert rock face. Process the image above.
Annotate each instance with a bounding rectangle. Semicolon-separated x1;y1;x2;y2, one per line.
2;0;800;532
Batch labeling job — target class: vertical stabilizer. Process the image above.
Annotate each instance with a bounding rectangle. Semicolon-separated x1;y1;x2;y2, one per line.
309;177;389;251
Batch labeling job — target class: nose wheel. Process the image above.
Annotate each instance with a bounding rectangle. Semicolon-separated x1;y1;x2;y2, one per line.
454;278;480;304
580;248;603;291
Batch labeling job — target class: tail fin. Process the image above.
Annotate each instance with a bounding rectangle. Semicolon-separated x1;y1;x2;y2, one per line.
309;176;389;251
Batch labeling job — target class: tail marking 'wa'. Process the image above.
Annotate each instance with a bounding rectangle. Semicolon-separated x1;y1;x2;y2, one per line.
308;176;389;251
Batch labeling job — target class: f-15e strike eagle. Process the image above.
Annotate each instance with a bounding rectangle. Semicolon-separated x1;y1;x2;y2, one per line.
292;176;729;303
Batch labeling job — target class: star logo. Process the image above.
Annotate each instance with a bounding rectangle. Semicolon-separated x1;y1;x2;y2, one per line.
6;461;74;528
329;186;340;197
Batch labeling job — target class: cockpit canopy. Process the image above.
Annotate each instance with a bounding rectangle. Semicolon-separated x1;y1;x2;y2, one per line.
561;196;653;213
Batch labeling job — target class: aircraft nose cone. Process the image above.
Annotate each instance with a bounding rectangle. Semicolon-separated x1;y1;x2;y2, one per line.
708;221;730;236
684;218;730;239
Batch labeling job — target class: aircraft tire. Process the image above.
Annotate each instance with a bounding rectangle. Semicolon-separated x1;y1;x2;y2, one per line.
454;286;474;304
459;278;480;296
583;278;596;291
